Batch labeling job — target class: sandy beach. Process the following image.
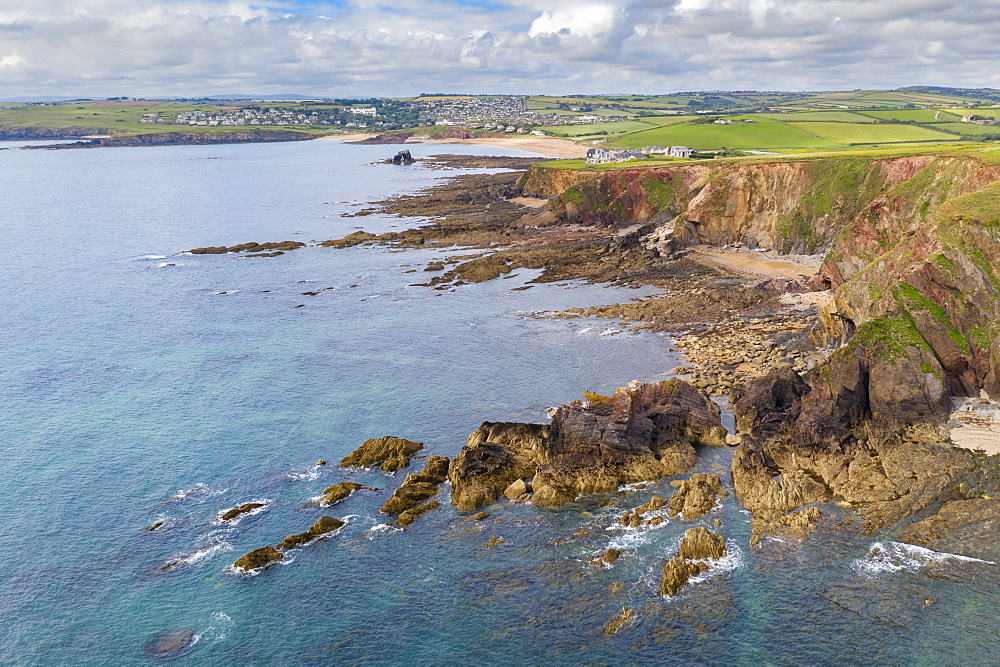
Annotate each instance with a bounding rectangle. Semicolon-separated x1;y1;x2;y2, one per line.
320;132;587;159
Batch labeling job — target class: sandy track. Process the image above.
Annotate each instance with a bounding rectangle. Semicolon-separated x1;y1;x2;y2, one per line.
686;245;822;281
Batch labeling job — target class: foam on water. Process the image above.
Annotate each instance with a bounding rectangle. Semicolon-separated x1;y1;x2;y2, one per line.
853;541;996;576
166;483;229;504
285;462;326;481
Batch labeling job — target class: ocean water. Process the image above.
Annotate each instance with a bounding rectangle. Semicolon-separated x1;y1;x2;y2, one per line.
2;138;999;665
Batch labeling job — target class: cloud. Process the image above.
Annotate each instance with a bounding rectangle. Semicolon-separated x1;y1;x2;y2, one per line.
0;0;998;97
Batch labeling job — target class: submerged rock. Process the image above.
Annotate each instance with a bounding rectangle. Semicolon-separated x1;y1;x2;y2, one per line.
604;606;636;634
667;473;727;521
276;516;345;550
619;495;667;528
233;546;284;572
143;628;194;657
660;527;727;596
340;436;424;472
588;548;624;567
449;380;727;510
396;501;442;527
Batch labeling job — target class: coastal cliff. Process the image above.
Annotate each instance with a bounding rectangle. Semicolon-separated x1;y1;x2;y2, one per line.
521;150;1000;543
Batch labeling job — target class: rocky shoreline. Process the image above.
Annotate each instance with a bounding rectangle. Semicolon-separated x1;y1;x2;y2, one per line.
188;148;1000;586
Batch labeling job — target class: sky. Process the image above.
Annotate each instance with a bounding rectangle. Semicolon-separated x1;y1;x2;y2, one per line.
1;0;999;98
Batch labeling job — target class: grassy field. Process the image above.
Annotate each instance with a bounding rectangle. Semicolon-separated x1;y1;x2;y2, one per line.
787;121;959;144
614;118;839;150
539;120;656;137
758;111;876;123
855;109;962;122
936;122;1000;136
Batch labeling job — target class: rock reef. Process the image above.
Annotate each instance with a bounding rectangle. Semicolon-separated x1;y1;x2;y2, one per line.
380;455;450;525
660;526;727;596
449;380;727;510
340;436;424;472
276;515;345;549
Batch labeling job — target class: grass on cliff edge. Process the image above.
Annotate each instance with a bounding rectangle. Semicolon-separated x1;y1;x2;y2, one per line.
537;143;992;171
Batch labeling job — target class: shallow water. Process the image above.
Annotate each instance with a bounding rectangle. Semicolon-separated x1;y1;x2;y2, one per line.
2;139;999;665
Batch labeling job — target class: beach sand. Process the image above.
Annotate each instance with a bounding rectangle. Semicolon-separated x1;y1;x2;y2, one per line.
319;132;587;159
949;396;1000;455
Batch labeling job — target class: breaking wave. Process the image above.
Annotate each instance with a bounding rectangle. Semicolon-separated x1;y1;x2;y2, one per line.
853;541;995;576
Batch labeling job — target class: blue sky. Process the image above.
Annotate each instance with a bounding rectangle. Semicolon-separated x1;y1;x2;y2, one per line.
1;0;998;98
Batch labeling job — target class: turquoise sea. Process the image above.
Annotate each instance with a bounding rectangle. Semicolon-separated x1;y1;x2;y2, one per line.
2;138;999;665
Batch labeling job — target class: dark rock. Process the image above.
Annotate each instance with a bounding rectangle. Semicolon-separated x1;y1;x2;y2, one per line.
466;511;490;521
146;521;164;532
143;628;194;657
188;241;305;255
339;436;424;472
276;516;345;549
233;546;283;572
449;380;727;510
391;150;415;165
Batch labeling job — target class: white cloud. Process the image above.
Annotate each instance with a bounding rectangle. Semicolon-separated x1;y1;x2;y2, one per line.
0;0;997;97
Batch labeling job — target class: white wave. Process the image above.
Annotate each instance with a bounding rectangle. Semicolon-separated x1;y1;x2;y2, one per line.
687;543;745;586
285;462;324;481
167;483;228;503
365;523;402;539
170;535;235;568
142;255;166;260
154;262;181;268
215;290;238;296
213;498;273;526
617;482;651;493
853;541;996;576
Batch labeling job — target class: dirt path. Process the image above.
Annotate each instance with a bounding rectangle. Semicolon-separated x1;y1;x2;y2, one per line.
686;245;821;281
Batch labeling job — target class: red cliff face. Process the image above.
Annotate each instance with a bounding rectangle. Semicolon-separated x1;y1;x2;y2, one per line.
525;152;1000;398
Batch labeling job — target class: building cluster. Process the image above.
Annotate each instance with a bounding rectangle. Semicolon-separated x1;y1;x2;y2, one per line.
961;116;999;126
418;96;627;129
173;108;322;127
586;145;694;164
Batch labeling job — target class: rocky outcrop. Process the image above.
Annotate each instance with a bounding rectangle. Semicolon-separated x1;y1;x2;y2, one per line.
276;516;345;549
667;473;727;520
730;358;979;544
233;545;284;572
340;436;424;472
659;527;727;596
380;456;449;520
619;495;667;528
219;502;266;523
449;380;727;510
188;241;305;255
899;498;1000;559
316;481;363;507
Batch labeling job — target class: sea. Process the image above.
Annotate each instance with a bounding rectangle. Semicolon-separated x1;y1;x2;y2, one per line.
2;137;999;665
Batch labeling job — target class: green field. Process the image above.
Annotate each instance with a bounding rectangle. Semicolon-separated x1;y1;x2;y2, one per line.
936;122;1000;136
539;120;656;137
614;118;839;150
855;109;962;122
758;111;876;123
787;121;958;144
